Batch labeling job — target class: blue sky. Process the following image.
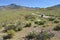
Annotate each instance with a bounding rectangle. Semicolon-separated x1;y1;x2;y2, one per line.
0;0;60;8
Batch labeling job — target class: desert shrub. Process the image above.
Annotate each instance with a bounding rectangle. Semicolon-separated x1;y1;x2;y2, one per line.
4;24;16;32
38;21;46;25
58;17;60;20
2;22;7;27
14;26;23;32
48;17;55;21
35;20;46;25
25;31;36;40
25;15;35;21
3;30;15;39
43;25;46;27
25;30;54;40
15;21;21;26
24;23;31;27
6;29;15;38
54;24;60;31
34;26;37;28
36;30;54;40
7;29;15;36
54;20;59;23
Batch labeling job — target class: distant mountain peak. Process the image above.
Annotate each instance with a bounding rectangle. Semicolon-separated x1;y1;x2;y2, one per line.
7;4;21;9
10;4;16;5
8;4;19;7
47;4;60;10
54;4;60;7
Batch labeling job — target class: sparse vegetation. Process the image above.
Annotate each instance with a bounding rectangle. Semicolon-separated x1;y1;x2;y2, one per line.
3;30;15;39
4;24;16;32
0;4;60;40
25;30;54;40
48;17;55;21
35;20;46;25
14;26;23;32
25;31;36;40
36;30;54;40
1;22;7;27
24;23;31;27
54;24;60;31
25;15;36;21
54;20;59;23
7;30;15;37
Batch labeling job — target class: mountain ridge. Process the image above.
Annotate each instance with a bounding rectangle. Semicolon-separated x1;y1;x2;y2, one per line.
0;4;60;10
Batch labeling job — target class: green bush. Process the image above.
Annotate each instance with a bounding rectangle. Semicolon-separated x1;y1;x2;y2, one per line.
54;20;59;23
48;17;55;21
7;29;15;36
36;30;54;40
25;15;35;21
14;26;23;32
2;22;7;27
16;21;21;26
4;24;16;32
35;20;46;25
3;30;15;39
25;30;54;40
24;23;31;27
54;25;60;31
7;30;15;38
4;23;23;32
43;25;46;27
26;31;36;40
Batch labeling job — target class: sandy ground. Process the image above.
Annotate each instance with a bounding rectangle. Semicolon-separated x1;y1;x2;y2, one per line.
0;23;60;40
10;24;60;40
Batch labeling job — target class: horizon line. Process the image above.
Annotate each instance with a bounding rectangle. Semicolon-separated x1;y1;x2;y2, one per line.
0;3;60;8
